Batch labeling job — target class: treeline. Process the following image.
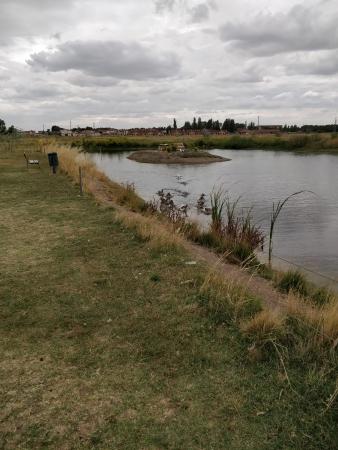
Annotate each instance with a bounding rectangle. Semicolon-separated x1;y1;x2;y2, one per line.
283;124;338;133
0;118;16;135
171;117;246;132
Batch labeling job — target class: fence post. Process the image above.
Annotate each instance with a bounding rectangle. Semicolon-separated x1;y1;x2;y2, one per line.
79;167;83;196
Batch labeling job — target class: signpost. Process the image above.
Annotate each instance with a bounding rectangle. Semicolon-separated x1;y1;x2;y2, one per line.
48;152;59;174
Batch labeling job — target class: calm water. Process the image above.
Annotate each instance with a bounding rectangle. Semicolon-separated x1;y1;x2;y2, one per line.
90;149;338;288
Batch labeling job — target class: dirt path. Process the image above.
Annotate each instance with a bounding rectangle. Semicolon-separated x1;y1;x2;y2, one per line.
90;177;287;312
182;241;287;311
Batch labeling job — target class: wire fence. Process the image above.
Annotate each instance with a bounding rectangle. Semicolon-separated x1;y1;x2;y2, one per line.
260;250;338;286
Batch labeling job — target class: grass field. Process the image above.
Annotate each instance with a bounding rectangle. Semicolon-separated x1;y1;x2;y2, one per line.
66;132;338;153
0;139;337;449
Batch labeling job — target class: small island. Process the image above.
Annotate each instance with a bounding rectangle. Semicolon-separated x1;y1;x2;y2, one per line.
128;144;230;165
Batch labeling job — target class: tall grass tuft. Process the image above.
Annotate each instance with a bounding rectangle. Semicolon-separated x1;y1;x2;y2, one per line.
277;270;309;297
209;188;264;262
115;209;184;253
199;271;262;324
210;187;227;235
241;310;284;342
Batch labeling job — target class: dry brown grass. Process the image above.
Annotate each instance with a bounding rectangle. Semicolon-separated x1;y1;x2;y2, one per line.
49;144;145;211
241;310;284;341
285;294;338;348
115;209;184;252
199;271;262;324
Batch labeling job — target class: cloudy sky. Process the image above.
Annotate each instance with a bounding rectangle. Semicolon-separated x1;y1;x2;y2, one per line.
0;0;337;130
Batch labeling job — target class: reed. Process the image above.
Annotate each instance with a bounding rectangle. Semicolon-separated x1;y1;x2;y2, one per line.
210;187;227;234
209;188;264;262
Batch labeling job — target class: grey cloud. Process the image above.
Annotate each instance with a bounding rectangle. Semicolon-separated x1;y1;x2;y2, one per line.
189;4;210;23
288;51;338;76
155;0;214;22
27;40;181;80
11;85;64;101
154;0;175;12
217;63;266;84
67;74;121;87
219;2;338;56
0;0;77;44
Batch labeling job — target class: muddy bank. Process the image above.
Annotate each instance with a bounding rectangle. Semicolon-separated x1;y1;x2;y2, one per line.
128;150;230;164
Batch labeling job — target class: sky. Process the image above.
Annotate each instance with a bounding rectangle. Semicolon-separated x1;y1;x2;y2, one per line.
0;0;337;130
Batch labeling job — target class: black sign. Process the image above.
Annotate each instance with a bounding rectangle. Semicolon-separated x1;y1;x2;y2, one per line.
48;152;59;173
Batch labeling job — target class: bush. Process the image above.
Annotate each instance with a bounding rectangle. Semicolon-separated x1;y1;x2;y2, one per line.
229;241;255;263
278;270;309;296
194;231;226;252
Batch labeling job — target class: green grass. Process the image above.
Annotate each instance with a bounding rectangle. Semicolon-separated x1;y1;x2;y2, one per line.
65;133;338;154
0;140;337;449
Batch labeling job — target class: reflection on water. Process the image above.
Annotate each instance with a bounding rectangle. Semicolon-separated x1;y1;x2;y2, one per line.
90;149;338;287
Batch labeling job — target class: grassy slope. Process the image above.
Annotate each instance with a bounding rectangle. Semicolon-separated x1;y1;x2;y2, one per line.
0;142;336;449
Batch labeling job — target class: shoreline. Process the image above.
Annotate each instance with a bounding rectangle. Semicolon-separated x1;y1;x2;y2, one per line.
1;140;336;448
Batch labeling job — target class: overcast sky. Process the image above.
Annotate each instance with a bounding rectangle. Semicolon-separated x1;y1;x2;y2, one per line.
0;0;337;130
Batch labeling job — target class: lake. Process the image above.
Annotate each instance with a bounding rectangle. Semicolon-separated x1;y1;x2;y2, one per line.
90;149;338;289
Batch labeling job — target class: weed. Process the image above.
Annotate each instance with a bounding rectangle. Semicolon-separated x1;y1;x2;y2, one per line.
150;273;161;282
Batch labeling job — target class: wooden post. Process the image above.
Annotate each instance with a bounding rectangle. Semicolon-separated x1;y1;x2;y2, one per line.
79;167;83;196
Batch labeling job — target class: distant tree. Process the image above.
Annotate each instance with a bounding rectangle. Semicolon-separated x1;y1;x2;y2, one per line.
235;122;246;130
51;125;61;133
0;118;6;134
7;125;16;134
183;121;192;130
248;121;256;130
213;120;221;131
206;118;213;129
173;118;177;130
197;117;202;130
166;125;172;134
229;119;236;133
192;117;197;130
222;118;233;132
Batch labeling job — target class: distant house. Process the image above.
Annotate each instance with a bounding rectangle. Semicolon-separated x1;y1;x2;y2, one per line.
257;125;283;134
59;129;72;136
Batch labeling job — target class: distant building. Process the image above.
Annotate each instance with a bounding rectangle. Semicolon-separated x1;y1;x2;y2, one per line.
59;129;72;136
258;125;283;134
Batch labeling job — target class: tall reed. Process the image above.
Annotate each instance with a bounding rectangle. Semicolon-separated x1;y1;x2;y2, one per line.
268;191;312;266
209;188;264;260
